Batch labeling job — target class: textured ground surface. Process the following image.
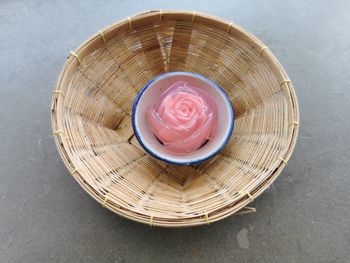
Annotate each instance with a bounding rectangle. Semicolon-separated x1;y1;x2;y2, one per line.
1;1;349;262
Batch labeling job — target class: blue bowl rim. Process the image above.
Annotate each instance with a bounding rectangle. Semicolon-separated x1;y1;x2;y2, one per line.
131;71;234;166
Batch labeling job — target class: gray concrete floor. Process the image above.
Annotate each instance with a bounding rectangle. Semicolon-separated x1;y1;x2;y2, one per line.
1;0;349;262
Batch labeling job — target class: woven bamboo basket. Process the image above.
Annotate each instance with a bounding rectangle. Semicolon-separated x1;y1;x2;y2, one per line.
51;10;299;227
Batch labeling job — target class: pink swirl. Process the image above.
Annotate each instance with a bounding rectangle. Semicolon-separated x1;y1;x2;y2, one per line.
148;81;217;154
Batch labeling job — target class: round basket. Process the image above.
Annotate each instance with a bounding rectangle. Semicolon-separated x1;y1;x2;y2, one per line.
51;10;299;227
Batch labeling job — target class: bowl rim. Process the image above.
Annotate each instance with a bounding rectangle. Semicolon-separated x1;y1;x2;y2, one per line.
132;71;235;165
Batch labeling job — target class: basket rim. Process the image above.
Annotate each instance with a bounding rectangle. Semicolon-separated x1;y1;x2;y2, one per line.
51;10;300;227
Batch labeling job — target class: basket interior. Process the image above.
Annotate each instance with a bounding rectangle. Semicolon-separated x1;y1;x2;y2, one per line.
51;11;298;227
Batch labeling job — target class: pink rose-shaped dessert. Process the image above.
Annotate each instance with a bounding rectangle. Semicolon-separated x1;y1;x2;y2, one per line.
148;81;217;154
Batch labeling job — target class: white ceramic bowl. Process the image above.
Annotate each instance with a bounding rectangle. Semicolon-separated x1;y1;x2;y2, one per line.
132;72;234;165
